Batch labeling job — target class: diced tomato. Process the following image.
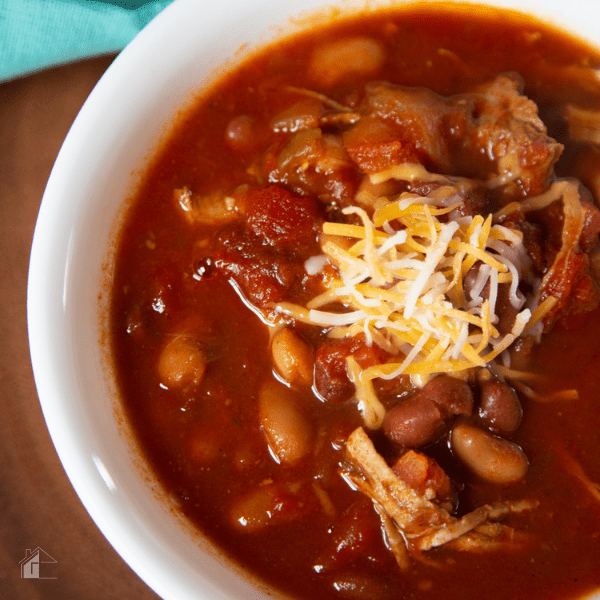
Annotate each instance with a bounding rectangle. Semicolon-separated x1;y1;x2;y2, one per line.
316;499;381;571
343;117;421;174
392;450;453;502
315;336;390;403
246;185;322;252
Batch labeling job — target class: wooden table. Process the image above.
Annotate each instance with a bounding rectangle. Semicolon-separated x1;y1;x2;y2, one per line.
0;56;161;600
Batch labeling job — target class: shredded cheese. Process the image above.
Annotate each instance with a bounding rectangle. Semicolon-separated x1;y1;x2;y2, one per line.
493;179;570;221
274;189;559;429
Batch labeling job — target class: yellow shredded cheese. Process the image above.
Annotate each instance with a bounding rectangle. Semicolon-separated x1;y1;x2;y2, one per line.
493;179;570;220
274;191;557;429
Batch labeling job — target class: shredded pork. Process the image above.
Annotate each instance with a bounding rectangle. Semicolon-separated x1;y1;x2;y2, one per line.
342;428;538;567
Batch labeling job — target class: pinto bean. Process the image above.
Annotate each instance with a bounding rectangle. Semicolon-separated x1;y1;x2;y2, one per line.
382;396;443;449
479;381;523;433
258;379;313;464
450;423;528;485
270;98;322;133
225;114;256;153
228;482;299;532
232;440;263;474
417;374;474;417
158;335;206;387
309;37;386;87
186;429;223;466
271;328;314;386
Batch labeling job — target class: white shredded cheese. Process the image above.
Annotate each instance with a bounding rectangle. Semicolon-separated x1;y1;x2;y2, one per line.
304;254;329;275
274;188;559;430
308;309;368;326
404;221;459;319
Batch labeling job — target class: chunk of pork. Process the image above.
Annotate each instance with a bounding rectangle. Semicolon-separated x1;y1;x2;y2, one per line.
352;73;563;196
342;428;537;569
539;180;600;326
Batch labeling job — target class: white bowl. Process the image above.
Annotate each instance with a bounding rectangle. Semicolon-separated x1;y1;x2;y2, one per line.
27;0;600;599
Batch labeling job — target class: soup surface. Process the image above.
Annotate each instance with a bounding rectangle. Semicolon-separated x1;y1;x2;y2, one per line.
111;4;600;600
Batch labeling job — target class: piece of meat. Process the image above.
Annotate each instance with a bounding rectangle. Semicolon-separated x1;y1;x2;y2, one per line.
470;74;563;195
342;428;537;567
342;116;424;174
349;73;563;196
355;82;449;173
539;180;600;327
174;186;239;226
267;128;359;207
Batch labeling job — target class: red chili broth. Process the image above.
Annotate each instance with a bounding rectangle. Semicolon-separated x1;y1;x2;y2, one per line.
110;5;600;600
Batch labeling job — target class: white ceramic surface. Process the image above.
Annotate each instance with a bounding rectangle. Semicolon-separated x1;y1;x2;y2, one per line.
27;1;600;599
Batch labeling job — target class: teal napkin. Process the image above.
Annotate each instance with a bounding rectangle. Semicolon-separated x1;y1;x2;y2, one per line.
0;0;174;83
